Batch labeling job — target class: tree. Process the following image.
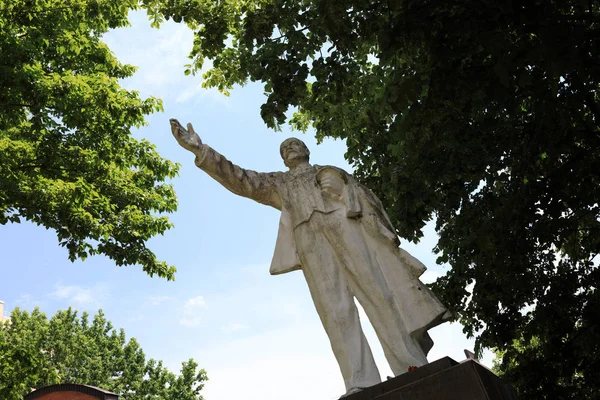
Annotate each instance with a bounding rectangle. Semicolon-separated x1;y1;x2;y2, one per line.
140;0;600;397
0;307;207;400
1;0;179;279
493;332;600;400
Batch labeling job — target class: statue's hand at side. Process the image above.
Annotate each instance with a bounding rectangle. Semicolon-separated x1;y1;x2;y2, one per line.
170;118;203;154
316;167;345;203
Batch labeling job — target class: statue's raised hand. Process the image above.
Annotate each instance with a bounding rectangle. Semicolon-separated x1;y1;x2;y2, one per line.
170;118;203;154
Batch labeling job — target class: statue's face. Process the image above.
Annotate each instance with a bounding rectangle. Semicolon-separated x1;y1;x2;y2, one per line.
280;138;310;167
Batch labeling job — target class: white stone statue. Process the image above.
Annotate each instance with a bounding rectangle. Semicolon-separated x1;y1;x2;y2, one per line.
170;119;451;397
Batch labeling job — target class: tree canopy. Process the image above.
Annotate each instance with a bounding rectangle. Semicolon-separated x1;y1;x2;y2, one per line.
141;0;600;397
0;307;207;400
1;0;178;279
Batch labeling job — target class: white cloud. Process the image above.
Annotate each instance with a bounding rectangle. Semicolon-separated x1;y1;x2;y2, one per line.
197;324;345;400
221;322;249;334
175;83;229;105
103;12;233;107
128;314;144;323
102;11;194;97
180;295;208;326
203;352;343;400
15;293;39;308
148;295;174;306
180;317;202;327
173;58;230;106
185;295;207;308
175;85;197;104
51;283;107;307
195;309;493;400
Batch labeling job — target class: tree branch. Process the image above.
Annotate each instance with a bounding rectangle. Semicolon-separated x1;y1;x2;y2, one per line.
0;103;34;108
270;25;310;41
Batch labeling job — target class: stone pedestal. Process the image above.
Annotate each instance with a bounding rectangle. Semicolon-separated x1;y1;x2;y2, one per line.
345;357;518;400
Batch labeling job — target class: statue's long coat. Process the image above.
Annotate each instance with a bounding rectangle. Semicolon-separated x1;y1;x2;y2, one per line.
270;166;450;354
196;146;450;355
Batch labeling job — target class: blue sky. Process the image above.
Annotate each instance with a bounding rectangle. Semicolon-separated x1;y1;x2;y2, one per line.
0;11;491;400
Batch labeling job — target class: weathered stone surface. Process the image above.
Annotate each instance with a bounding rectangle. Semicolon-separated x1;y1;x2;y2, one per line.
170;119;452;396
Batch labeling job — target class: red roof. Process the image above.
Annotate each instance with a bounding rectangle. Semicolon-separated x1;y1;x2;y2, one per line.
24;383;118;400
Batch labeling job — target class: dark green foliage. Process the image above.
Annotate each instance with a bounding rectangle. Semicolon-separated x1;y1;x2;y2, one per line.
0;308;207;400
1;0;179;279
141;0;600;397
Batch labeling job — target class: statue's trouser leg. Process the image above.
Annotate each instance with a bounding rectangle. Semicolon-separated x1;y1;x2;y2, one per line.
295;213;381;392
336;218;429;376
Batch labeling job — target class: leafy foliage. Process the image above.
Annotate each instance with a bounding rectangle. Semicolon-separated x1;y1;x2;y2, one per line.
141;0;600;397
0;307;207;400
493;332;600;400
1;0;179;279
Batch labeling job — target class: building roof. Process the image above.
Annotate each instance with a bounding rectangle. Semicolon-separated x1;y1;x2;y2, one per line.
24;383;118;400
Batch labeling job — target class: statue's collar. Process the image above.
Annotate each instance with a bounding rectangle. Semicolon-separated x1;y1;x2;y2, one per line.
289;163;314;176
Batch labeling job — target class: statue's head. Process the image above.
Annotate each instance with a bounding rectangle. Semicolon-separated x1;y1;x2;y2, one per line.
280;138;310;168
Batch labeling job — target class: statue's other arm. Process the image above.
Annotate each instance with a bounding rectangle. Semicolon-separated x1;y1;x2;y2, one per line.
170;118;283;210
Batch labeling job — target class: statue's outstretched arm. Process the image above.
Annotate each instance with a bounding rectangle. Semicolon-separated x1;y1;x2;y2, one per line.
170;119;283;210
